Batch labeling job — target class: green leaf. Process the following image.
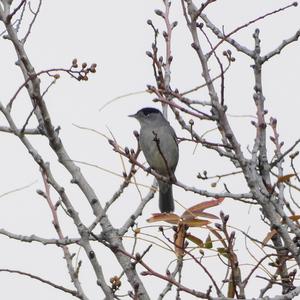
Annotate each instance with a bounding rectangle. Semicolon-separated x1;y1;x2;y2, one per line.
217;247;228;258
204;234;213;249
186;234;204;247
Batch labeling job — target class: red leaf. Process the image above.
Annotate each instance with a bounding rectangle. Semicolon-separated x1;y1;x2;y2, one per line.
277;174;295;183
289;215;300;222
182;219;210;227
181;198;224;219
185;211;219;220
262;229;277;246
207;225;226;247
147;213;180;224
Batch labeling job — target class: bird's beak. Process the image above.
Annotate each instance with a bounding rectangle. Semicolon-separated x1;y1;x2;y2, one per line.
128;113;137;118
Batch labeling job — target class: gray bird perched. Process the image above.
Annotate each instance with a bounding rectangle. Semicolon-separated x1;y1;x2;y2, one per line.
129;107;179;213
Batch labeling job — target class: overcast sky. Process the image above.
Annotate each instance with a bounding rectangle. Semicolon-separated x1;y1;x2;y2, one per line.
0;1;300;299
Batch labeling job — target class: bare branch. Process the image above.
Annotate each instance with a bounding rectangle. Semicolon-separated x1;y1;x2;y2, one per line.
22;0;41;43
0;102;113;299
262;29;300;62
0;268;82;299
271;139;300;168
158;259;183;299
0;125;40;134
0;228;80;245
203;2;298;58
1;14;150;297
6;0;26;23
119;187;156;236
0;180;36;198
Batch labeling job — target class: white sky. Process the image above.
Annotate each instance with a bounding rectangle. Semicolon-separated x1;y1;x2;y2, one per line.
0;1;300;299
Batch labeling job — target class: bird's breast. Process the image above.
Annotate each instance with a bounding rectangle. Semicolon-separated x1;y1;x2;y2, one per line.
139;125;178;175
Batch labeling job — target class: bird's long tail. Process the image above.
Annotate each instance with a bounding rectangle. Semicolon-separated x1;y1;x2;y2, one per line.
158;180;174;213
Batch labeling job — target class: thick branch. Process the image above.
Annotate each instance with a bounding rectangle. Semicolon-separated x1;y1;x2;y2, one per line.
1;15;150;299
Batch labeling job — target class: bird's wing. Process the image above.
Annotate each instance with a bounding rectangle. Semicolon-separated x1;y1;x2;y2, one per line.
170;125;178;146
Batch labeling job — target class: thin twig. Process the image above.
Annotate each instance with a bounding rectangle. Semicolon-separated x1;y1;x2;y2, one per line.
0;268;81;298
6;0;26;23
0;180;37;198
22;0;42;43
205;2;298;58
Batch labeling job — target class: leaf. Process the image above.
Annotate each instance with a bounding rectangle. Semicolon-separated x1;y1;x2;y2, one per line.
262;215;300;246
262;229;277;246
184;211;219;220
288;215;300;222
217;247;228;258
181;198;224;219
277;174;295;183
182;219;210;227
193;211;219;219
186;233;204;247
206;225;226;247
204;234;213;249
147;213;180;224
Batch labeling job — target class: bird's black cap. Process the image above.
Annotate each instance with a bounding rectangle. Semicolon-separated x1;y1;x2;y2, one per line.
129;107;161;118
139;107;161;115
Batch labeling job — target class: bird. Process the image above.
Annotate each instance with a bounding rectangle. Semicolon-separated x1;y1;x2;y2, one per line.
129;107;179;213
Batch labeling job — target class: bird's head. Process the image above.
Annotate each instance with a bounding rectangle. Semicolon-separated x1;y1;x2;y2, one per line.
129;107;164;125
